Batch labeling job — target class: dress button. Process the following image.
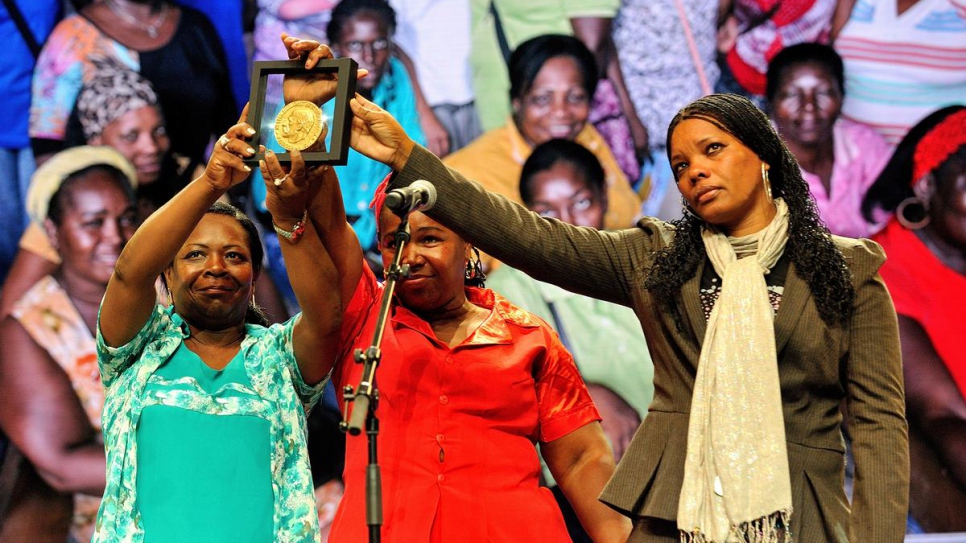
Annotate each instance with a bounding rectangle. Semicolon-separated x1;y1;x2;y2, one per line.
439;395;449;405
436;434;445;443
438;474;445;482
445;355;454;365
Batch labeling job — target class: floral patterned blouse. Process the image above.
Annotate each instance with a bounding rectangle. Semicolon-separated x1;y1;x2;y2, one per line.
13;275;103;540
93;304;327;543
14;276;103;427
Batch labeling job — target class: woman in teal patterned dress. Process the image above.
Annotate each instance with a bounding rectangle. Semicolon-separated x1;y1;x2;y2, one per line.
94;106;342;543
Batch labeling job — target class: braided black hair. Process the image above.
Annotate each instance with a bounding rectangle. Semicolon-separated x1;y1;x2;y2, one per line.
646;93;854;328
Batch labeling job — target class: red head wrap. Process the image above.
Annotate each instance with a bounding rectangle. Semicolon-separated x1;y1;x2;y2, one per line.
912;109;966;187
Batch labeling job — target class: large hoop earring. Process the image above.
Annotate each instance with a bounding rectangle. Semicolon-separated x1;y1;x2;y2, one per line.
681;196;701;221
761;163;773;200
464;247;486;288
896;196;930;230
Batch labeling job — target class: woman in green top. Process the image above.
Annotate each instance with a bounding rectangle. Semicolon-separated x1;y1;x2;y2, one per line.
95;105;343;542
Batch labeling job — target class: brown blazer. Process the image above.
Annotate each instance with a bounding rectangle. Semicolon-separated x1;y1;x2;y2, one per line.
393;145;909;543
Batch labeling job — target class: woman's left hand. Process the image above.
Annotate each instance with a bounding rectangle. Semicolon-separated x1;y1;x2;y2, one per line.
203;103;255;191
349;93;416;171
259;146;323;223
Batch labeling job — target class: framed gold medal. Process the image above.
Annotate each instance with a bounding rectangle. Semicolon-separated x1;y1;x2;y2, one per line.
246;57;357;165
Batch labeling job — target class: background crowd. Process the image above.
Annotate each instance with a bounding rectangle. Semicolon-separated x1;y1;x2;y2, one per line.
0;0;963;540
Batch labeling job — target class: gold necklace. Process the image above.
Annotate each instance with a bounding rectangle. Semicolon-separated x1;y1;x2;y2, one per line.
104;0;170;39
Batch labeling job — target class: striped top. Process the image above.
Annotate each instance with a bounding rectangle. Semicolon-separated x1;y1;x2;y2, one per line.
836;0;966;145
727;0;836;96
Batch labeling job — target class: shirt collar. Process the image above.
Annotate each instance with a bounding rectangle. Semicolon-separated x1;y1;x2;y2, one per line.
166;305;263;349
392;287;540;347
506;119;600;166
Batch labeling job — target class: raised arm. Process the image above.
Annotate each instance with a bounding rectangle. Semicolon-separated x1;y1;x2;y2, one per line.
259;148;342;384
99;106;255;347
280;35;368;308
348;93;645;307
830;0;858;41
0;317;105;495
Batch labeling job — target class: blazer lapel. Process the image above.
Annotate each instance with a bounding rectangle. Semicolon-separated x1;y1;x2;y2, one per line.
682;259;707;355
774;261;809;354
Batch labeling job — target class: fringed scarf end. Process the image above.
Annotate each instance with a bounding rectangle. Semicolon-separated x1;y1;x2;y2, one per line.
680;529;710;543
733;509;793;543
678;510;793;543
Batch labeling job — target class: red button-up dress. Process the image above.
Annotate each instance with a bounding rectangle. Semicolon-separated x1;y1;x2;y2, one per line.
330;267;600;542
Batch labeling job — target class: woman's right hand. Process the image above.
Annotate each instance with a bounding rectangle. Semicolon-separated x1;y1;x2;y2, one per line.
280;33;369;106
202;103;255;191
349;93;416;171
258;146;322;223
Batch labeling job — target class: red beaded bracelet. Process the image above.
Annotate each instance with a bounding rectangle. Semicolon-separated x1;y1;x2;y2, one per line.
273;209;308;242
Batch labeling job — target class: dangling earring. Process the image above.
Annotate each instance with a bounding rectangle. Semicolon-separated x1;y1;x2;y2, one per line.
896;196;930;230
160;282;173;308
761;163;773;200
681;196;701;221
464;247;486;288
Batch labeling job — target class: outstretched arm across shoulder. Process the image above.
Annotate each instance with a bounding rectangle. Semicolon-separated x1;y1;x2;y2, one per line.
395;142;660;307
347;93;663;307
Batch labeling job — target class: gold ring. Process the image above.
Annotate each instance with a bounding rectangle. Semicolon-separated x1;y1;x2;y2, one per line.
218;135;232;151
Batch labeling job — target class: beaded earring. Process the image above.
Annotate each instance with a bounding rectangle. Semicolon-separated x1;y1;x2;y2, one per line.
464;247;486;288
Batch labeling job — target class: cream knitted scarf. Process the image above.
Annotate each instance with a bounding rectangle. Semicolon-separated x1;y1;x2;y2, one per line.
677;198;793;542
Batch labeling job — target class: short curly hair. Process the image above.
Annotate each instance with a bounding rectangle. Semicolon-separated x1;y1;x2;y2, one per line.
519;138;605;207
327;0;397;43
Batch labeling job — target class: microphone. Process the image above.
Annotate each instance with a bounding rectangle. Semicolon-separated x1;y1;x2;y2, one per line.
384;180;437;214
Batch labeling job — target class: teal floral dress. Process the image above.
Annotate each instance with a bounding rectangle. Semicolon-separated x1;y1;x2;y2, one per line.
93;305;326;543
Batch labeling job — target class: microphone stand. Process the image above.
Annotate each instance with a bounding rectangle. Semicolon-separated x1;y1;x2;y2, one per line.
340;213;413;543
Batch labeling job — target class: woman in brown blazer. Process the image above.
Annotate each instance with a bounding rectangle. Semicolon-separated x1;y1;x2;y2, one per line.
337;85;907;541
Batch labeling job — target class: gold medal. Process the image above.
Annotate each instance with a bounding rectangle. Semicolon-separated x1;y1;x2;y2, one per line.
274;100;329;151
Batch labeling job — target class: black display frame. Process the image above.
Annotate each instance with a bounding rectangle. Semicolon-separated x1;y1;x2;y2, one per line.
245;57;358;165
